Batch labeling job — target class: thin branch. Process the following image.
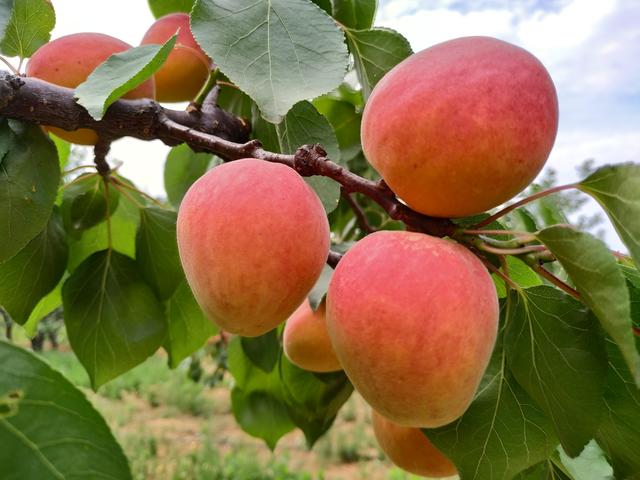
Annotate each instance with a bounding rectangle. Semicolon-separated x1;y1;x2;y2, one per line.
94;138;112;176
110;176;164;207
327;250;343;269
482;257;520;291
533;265;582;301
473;184;578;228
341;188;374;234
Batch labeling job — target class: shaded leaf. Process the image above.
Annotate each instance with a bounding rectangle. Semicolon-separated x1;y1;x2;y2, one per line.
332;0;376;30
492;256;542;298
429;326;557;480
165;279;216;368
136;207;183;299
163;144;213;208
61;174;119;236
313;95;362;162
0;0;55;58
62;250;167;389
75;36;176;120
22;280;62;337
579;163;640;269
346;27;412;100
0;119;59;262
515;461;572;480
0;210;67;324
217;76;255;119
310;0;331;15
148;0;194;18
538;225;640;385
504;286;607;456
0;0;12;42
191;0;348;122
595;338;640;479
0;341;132;479
241;329;280;373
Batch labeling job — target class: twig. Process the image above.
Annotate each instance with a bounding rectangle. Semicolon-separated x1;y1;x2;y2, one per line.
473;184;578;229
341;188;374;234
94;138;112;176
533;265;582;301
110;176;163;207
327;250;343;269
482;258;520;291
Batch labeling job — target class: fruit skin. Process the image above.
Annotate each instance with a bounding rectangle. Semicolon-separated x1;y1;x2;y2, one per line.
177;158;330;337
141;13;212;102
372;410;458;478
26;33;155;145
361;36;558;218
326;230;498;428
283;299;342;373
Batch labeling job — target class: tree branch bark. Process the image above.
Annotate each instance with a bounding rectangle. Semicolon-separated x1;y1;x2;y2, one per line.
0;71;455;238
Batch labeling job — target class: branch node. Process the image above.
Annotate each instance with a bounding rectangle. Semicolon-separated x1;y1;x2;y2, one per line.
294;144;326;176
94;138;112;177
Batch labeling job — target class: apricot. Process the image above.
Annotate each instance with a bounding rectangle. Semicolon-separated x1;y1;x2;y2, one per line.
372;410;458;478
361;36;558;218
283;299;342;373
326;231;498;428
26;33;155;145
141;13;211;102
177;159;330;337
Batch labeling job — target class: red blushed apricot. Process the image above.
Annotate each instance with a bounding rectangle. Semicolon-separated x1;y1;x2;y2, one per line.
141;13;212;102
283;299;342;373
177;159;330;337
372;410;458;478
326;231;498;428
361;36;558;218
26;33;155;145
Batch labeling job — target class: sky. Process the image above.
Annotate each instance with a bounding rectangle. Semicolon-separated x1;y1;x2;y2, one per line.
6;0;639;249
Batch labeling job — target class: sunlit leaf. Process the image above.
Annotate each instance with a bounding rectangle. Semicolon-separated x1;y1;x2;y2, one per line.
0;0;55;58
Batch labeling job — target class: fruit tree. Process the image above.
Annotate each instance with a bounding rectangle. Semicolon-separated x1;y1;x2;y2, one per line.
0;1;639;479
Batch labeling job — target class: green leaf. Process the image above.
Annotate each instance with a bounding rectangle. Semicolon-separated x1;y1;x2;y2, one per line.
308;264;333;310
67;181;141;270
332;0;376;30
0;119;60;263
163;144;213;208
515;461;572;480
346;27;412;100
595;338;640;479
136;207;183;299
61;174;119;236
429;328;557;480
507;207;540;233
492;256;542;298
0;210;67;324
231;389;295;450
0;341;132;479
148;0;194;18
0;0;55;58
280;357;352;447
75;36;177;120
241;329;280;373
504;286;607;456
191;0;348;122
0;0;12;43
537;225;640;385
22;280;62;337
578;163;640;269
165;279;217;368
310;0;331;15
62;250;167;389
217;76;255;119
50;134;71;169
559;441;614;480
253;101;341;213
313;95;362;162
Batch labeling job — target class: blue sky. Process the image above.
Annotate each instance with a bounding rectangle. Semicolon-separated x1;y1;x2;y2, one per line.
16;0;638;248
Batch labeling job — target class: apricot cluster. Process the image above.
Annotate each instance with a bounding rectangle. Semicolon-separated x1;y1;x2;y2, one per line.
177;35;556;478
26;13;211;145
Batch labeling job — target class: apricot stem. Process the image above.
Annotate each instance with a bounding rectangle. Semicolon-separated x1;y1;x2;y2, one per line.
472;184;578;229
476;241;548;256
0;57;18;75
341;188;374;234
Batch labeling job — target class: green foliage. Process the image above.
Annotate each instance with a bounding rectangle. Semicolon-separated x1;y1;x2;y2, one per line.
163;144;214;207
0;119;60;263
504;287;607;456
62;250;167;389
254;100;342;212
148;0;195;18
346;27;413;100
61;173;119;236
0;341;132;479
492;255;541;298
191;0;348;122
0;210;67;324
165;279;217;368
332;0;377;30
136;207;183;299
537;225;640;385
0;0;12;43
0;0;55;59
75;36;177;120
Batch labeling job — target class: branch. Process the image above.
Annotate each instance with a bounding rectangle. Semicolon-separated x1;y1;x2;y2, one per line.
0;71;455;238
341;188;374;234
